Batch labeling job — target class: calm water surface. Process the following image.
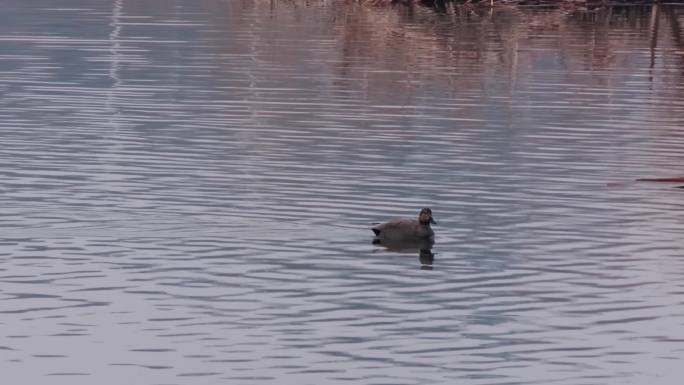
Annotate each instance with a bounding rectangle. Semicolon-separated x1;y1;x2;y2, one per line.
2;1;684;384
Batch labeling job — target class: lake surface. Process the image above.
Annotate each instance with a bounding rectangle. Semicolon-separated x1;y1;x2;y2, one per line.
2;1;684;384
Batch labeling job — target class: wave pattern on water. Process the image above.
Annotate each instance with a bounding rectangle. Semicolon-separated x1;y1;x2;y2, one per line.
1;1;684;384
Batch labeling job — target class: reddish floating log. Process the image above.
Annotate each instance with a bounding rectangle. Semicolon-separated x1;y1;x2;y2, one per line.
636;177;684;183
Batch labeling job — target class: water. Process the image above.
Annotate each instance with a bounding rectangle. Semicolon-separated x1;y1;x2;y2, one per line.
2;1;684;384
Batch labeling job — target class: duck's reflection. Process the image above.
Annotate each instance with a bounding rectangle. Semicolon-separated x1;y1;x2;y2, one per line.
372;238;434;268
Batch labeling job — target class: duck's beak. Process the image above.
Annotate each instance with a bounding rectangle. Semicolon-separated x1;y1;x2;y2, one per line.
430;217;436;225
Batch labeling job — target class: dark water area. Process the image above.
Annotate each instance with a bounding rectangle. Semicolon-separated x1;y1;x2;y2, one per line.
1;1;684;384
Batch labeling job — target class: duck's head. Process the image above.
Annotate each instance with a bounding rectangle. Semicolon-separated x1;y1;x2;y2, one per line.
419;208;436;225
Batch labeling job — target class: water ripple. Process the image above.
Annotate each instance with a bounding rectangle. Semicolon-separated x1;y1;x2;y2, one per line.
1;1;684;385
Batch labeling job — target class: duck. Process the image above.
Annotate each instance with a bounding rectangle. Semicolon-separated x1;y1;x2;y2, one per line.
372;208;436;241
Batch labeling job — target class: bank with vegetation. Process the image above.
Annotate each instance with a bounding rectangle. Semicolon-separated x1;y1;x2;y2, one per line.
367;0;664;9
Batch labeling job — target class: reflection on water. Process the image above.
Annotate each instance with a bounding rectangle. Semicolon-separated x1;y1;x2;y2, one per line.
373;237;435;267
1;1;684;384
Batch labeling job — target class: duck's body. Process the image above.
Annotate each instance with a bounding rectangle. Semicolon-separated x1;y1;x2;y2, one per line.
372;218;434;240
372;208;436;241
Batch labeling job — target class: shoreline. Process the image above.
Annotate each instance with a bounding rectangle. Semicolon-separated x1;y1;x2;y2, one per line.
368;0;665;8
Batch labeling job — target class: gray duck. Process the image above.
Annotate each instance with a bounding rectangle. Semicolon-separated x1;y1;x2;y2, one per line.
372;208;436;241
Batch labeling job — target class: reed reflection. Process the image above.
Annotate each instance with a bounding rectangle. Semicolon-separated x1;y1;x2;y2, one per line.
327;2;684;100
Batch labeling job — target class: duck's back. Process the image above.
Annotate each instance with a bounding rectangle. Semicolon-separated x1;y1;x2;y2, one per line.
372;218;433;240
